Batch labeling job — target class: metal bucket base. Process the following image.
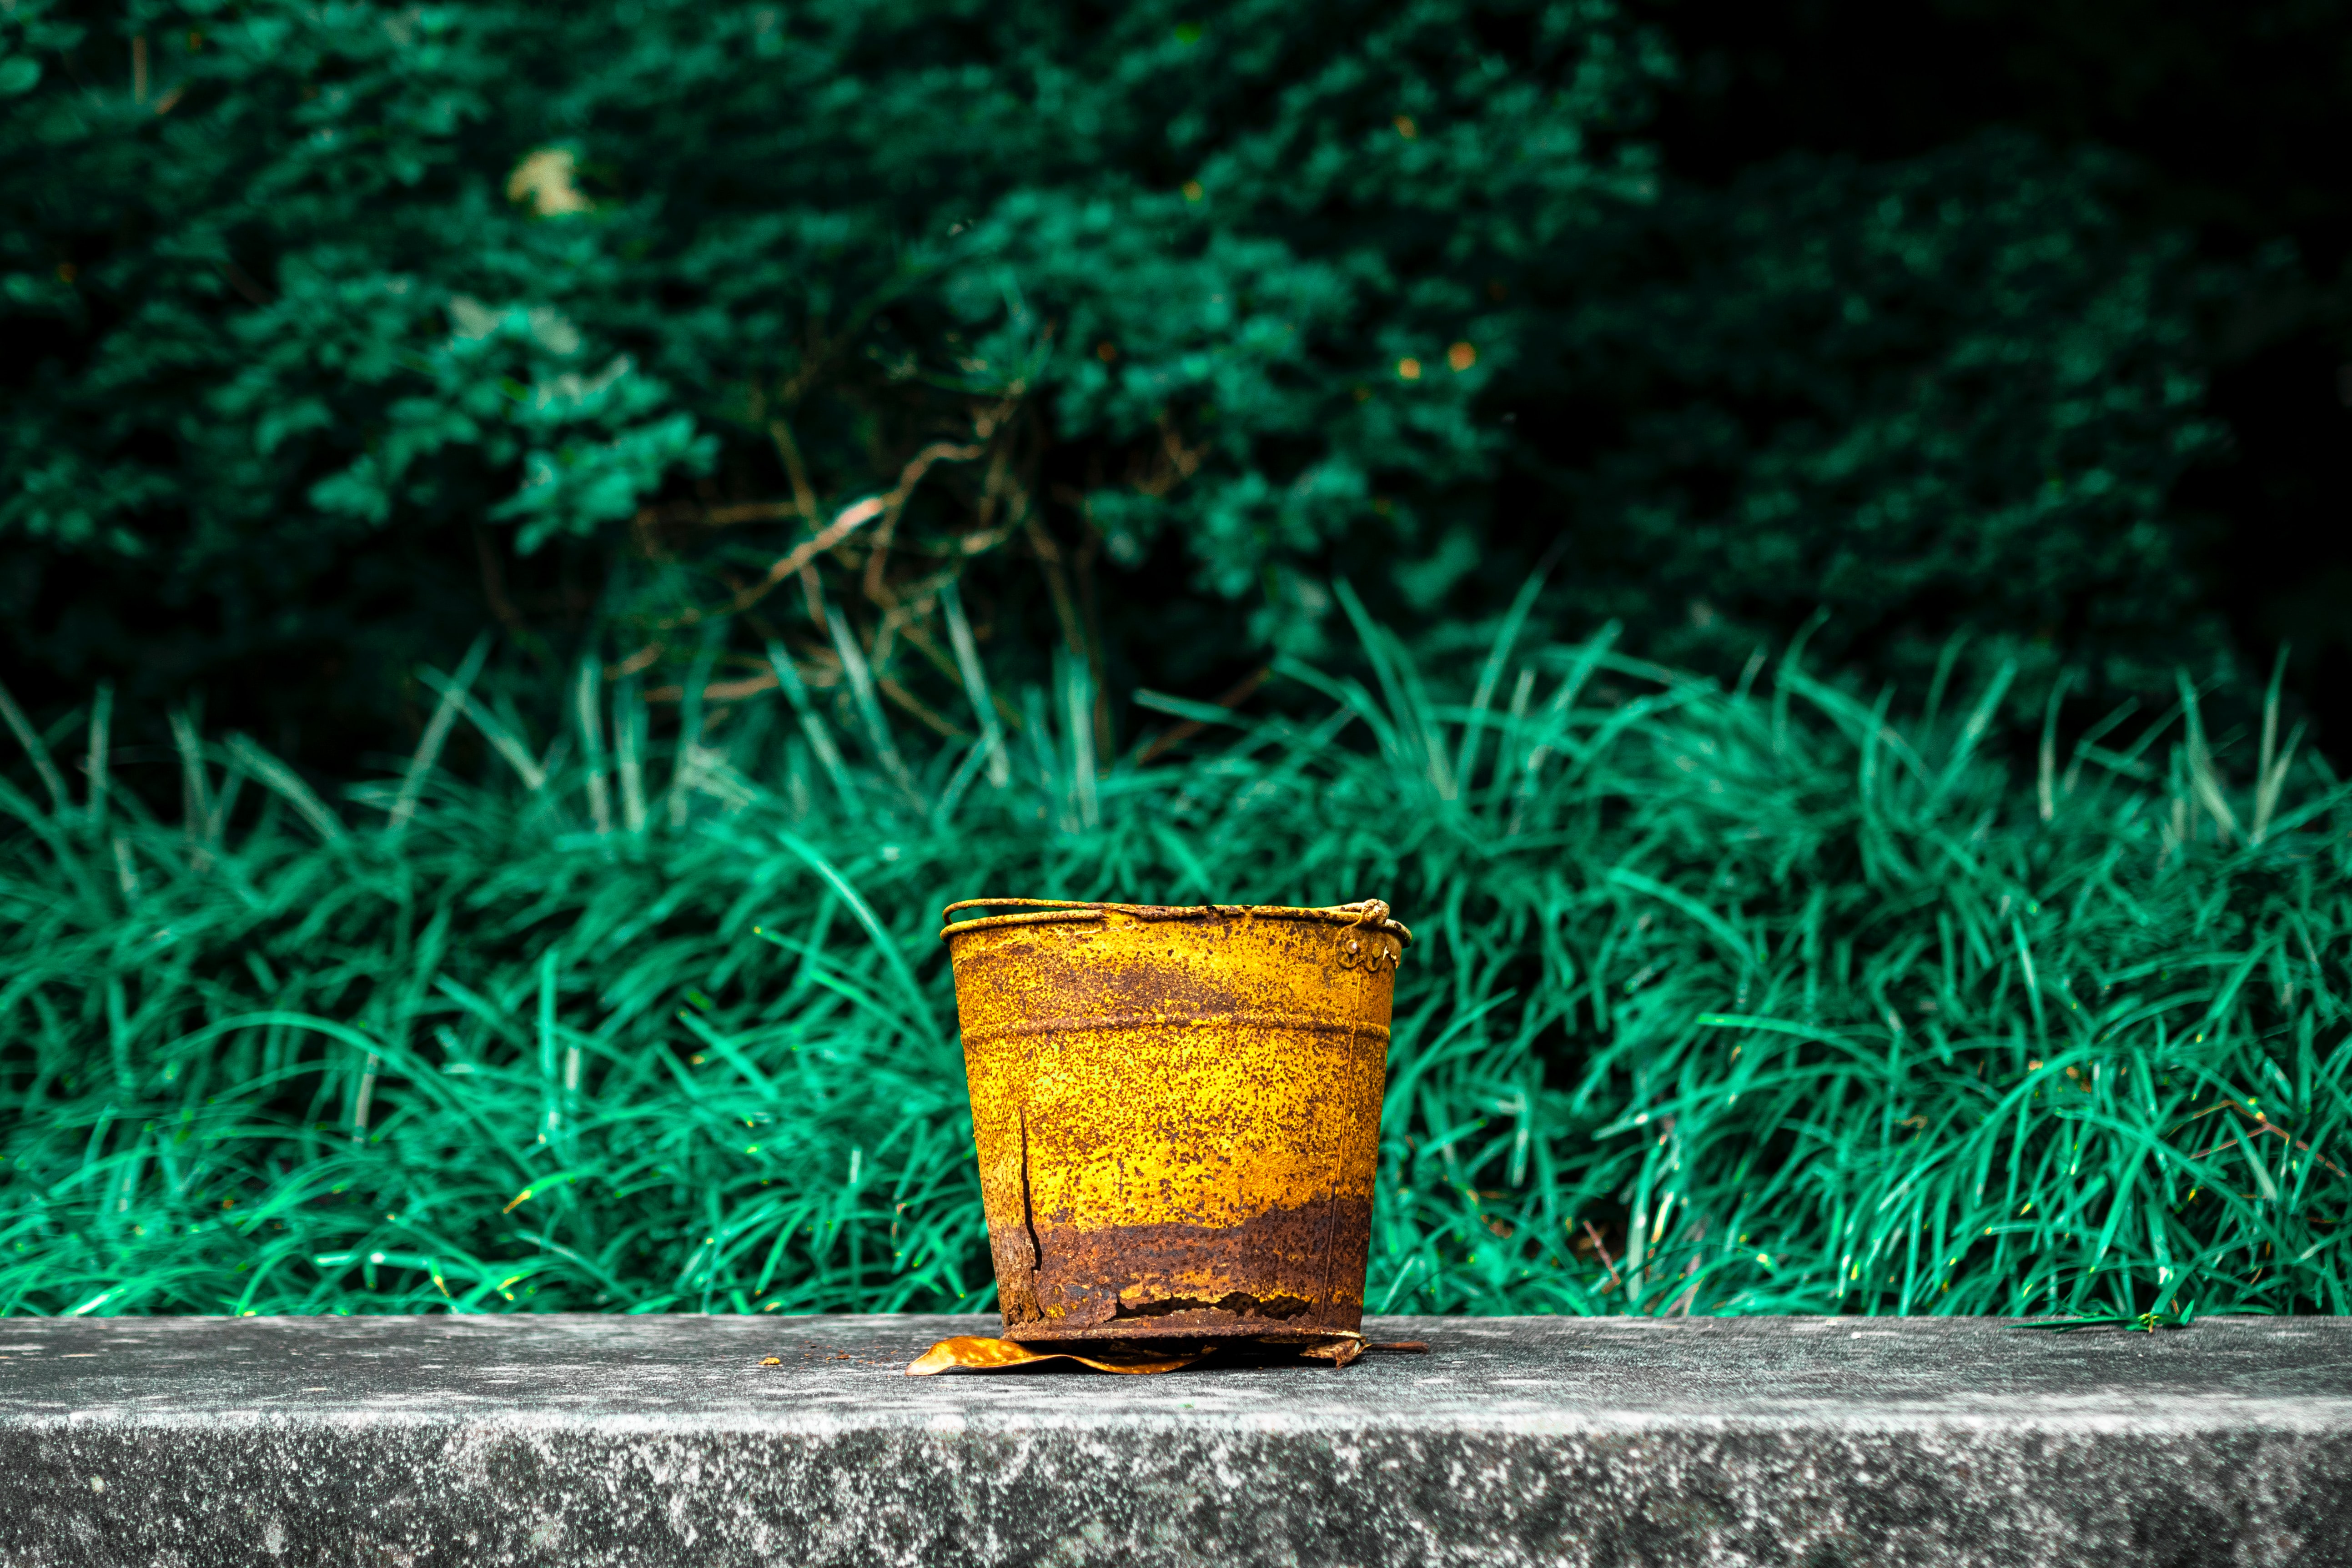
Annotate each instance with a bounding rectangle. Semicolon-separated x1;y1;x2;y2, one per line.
1002;1315;1365;1346
997;1328;1367;1355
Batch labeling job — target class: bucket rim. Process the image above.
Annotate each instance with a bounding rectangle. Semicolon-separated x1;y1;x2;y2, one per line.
939;897;1412;945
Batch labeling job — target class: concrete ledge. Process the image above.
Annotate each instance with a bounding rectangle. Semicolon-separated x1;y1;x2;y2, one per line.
3;1314;2350;1567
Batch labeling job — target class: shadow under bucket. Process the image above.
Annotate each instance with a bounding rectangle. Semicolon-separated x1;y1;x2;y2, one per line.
941;897;1411;1345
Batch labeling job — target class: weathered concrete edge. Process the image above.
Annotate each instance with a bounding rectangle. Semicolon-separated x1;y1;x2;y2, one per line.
9;1416;2351;1568
17;1402;2352;1435
9;1316;2352;1567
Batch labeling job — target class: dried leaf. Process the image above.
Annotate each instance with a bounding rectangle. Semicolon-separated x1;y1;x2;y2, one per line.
905;1332;1430;1376
905;1336;1208;1377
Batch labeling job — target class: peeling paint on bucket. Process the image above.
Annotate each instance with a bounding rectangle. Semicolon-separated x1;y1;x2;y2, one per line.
940;898;1410;1344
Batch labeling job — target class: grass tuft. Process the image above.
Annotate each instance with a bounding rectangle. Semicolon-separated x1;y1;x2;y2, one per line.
2;617;2347;1319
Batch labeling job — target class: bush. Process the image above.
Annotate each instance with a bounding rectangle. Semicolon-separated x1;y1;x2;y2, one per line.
1519;132;2247;701
2;0;2241;753
3;612;2344;1318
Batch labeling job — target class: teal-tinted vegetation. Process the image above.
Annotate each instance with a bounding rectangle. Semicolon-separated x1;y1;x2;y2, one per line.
5;611;2346;1318
2;0;2257;755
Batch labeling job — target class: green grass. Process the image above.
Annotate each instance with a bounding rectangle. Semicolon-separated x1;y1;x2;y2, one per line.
3;598;2348;1320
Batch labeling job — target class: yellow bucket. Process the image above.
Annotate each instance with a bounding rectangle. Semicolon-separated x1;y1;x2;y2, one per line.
940;897;1411;1344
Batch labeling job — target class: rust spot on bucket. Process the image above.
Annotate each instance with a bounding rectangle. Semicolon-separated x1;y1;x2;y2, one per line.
944;899;1408;1347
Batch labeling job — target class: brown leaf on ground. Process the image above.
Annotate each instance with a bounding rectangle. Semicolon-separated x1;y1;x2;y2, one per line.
905;1332;1429;1377
905;1336;1209;1377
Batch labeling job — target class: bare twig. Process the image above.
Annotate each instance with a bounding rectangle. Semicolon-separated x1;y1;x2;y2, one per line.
863;441;983;605
643;671;782;704
215;259;274;305
1136;667;1272;764
604;643;663;680
665;442;980;629
2188;1103;2346;1178
1581;1219;1622;1293
1026;513;1086;658
767;417;819;520
877;676;970;741
472;525;528;642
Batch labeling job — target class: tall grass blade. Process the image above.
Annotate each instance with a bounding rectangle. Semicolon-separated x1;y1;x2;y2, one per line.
84;682;111;834
940;581;1010;789
391;636;493;835
764;643;861;818
827;609;919;803
223;734;346;842
0;677;70;819
615;677;648;831
574;657;613;835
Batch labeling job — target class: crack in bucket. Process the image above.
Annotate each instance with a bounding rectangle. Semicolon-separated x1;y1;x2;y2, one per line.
1018;1106;1045;1276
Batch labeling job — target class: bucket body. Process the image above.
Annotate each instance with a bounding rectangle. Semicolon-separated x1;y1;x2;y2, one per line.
941;900;1410;1343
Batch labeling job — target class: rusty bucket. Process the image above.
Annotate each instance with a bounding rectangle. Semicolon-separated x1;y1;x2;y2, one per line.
940;897;1411;1345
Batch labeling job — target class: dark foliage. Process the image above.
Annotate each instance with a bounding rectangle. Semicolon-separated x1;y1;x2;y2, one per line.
0;0;2299;769
1648;0;2352;751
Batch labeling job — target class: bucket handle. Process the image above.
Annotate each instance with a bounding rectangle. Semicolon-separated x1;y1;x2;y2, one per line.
940;897;1110;925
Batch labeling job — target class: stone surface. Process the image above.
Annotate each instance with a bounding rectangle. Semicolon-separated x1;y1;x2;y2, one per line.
2;1313;2350;1567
